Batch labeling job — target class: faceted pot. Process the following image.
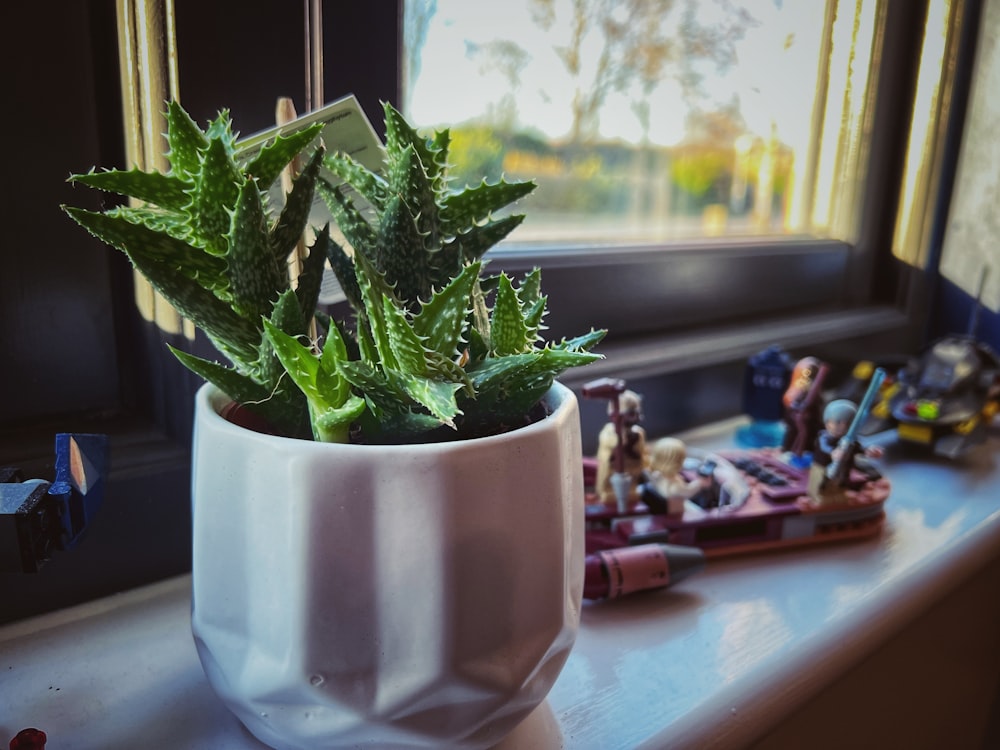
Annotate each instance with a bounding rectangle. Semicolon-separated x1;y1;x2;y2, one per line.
190;383;584;749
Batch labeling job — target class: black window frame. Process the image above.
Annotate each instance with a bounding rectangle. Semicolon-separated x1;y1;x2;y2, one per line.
0;0;978;622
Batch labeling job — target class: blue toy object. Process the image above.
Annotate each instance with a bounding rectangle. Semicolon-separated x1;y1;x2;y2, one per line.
0;433;109;572
737;345;793;447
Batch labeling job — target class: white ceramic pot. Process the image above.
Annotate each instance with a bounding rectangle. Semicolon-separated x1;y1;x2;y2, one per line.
190;383;584;750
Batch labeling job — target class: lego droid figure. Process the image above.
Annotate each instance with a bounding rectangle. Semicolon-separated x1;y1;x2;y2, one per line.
594;389;648;508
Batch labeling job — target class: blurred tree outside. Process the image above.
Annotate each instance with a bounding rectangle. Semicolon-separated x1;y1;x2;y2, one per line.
405;0;814;242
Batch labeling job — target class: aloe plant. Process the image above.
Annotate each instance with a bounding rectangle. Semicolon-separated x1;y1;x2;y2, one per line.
62;101;346;439
64;100;604;444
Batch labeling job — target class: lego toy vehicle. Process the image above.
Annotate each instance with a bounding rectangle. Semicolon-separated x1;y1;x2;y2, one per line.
847;275;1000;458
882;334;1000;458
582;371;891;558
583;447;890;557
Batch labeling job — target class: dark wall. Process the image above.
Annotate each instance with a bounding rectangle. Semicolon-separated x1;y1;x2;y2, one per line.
173;0;399;138
0;0;400;624
1;3;126;426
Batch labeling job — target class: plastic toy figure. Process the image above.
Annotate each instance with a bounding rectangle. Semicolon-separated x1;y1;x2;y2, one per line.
781;356;829;460
808;371;886;504
582;374;891;559
639;437;714;515
736;345;794;447
592;386;648;511
886;314;999;457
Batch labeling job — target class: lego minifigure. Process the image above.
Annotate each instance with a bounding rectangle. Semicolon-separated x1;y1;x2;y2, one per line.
809;397;884;501
639;437;713;515
782;356;829;460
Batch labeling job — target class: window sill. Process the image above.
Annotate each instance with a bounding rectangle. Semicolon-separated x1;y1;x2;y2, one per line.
2;419;998;748
561;304;909;386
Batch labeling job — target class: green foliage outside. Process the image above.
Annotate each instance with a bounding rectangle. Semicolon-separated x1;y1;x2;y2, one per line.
444;123;792;221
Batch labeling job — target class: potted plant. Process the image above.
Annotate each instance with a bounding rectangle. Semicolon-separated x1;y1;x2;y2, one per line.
64;100;604;749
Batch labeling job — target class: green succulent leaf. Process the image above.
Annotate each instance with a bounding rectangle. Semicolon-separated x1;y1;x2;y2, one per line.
254;289;306;386
69;169;192;212
228;178;285;320
241;121;325;189
424;351;474;396
262;318;363;442
339;360;410;414
294;227;332;327
375;193;433;309
325;236;363;312
556;328;608;352
62;206;261;362
165;100;209;179
467;348;602;423
269;144;325;266
518;268;542;308
490;273;531;356
383;101;445;189
382;295;429;377
190;137;241;255
205;110;237;148
354;250;398;369
316;178;378;258
397;373;463;428
323;150;390;211
441;180;536;235
426;128;451;191
64;206;225;284
412;261;478;357
437;214;525;270
389;143;440;250
311;398;367;443
316;319;355;406
169;346;308;437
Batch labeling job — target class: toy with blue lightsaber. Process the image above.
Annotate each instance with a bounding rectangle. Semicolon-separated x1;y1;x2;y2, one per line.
825;367;887;486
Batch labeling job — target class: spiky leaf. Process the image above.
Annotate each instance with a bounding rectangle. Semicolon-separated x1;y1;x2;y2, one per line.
316;178;378;257
191;137;241;255
354;250;397;370
441;180;536;235
254;289;306;387
242;122;325;189
490;273;531;356
69;169;191;211
437;214;526;271
169;346;308;437
269;144;326;266
325;236;363;312
63;206;258;364
375;193;433;308
165;100;208;179
412;262;479;357
323;150;390;211
397;374;463;428
228;178;284;320
382;295;428;377
389;143;439;249
294;228;332;327
383;101;445;188
262;318;364;442
339;360;409;414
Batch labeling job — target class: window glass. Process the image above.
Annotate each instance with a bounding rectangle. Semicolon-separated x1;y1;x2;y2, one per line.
404;0;877;246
